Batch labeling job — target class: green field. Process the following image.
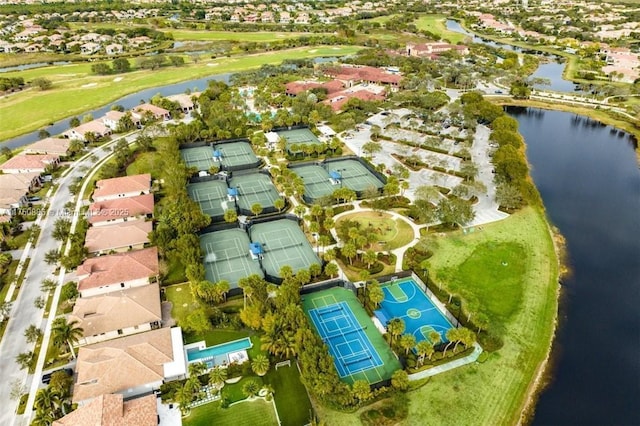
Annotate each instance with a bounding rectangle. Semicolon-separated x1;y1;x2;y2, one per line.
264;364;313;426
168;30;324;42
414;15;467;44
336;211;415;250
315;207;559;425
184;399;278;426
0;46;362;142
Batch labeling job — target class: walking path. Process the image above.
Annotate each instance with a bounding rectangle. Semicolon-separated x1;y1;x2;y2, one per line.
407;343;483;381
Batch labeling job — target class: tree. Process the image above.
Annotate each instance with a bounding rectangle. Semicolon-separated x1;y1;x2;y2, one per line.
456;327;476;351
170;56;185;67
475;312;490;334
250;203;263;217
38;129;50;139
341;243;357;265
351;380;372;402
51;317;83;359
368;282;384;308
399;333;417;355
24;324;42;344
91;62;112;75
223;208;238;223
32;77;52;90
324;262;339;278
0;300;12;321
274;198;285;213
69;117;80;128
444;328;460;356
387;318;405;344
52;218;71;241
41;278;58;293
495;183;523;210
363;250;377;269
361;141;382;159
391;370;409;391
15;351;34;370
182;308;212;334
34;296;46;309
9;379;26;401
49;370;73;398
242;379;260;398
436;198;475;228
428;330;442;347
112;58;131;73
209;366;227;388
251;354;270;376
416;340;434;366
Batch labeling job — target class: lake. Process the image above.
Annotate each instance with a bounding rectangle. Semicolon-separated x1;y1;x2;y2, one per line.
508;107;640;425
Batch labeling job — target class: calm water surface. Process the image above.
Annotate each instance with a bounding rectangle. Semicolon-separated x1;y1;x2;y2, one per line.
508;107;640;425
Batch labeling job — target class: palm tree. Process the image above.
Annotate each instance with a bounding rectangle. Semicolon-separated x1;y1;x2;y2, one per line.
399;333;417;355
0;300;13;321
391;370;409;391
251;354;270;376
456;327;477;351
341;243;357;265
368;284;384;309
51;317;83;359
15;351;34;370
31;409;56;426
416;340;434;366
444;328;460;357
387;318;405;344
224;209;238;223
475;313;490;334
324;262;339;278
351;380;372;402
242;379;260;398
174;383;194;415
428;330;442;347
274;198;285;213
34;387;63;416
209;366;227;388
250;203;263;217
363;250;377;269
24;324;42;344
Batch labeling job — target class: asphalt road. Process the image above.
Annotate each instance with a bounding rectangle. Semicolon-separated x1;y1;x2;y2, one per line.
0;134;137;426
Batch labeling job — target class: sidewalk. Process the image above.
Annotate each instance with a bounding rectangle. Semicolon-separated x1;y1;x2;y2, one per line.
407;343;483;381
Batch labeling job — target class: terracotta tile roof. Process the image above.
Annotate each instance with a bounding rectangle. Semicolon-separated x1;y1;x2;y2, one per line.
325;65;402;85
0;154;59;171
73;328;173;403
133;103;170;118
88;193;154;224
0;172;40;191
93;174;151;201
77;247;159;292
84;220;152;253
66;120;110;137
166;92;200;108
54;393;157;426
324;89;386;111
102;110;125;122
25;138;71;155
70;283;161;338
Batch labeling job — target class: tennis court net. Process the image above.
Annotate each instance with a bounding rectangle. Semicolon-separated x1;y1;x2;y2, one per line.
322;325;366;341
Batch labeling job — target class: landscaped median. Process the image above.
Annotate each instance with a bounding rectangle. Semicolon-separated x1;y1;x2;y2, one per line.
0;45;362;141
314;207;559;426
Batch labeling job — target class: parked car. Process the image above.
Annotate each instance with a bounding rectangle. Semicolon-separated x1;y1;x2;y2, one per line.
42;368;73;385
27;196;41;202
494;90;504;94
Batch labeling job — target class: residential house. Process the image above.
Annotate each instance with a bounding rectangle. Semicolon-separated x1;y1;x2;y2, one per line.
76;247;159;297
24;138;72;157
279;11;291;24
0;154;60;174
0;188;28;216
295;13;310;25
72;327;186;405
166;93;200;114
81;42;101;55
62;120;111;142
105;43;123;55
133;104;171;121
70;283;162;346
84;220;152;255
87;193;154;226
92;174;151;202
0;172;41;193
53;394;157;426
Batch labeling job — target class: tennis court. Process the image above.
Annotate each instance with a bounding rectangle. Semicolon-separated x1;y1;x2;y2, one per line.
302;287;401;385
200;229;264;288
275;128;325;152
375;278;454;346
187;180;230;218
213;141;260;170
249;219;321;278
290;164;335;202
229;173;281;216
325;159;384;192
181;146;216;171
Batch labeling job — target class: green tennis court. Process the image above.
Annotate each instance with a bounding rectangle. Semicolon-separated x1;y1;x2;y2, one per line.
229;173;281;215
275;128;325;152
187;180;230;218
249;219;321;278
290;164;336;201
214;141;260;170
301;287;401;385
181;146;216;171
326;159;384;192
200;229;264;288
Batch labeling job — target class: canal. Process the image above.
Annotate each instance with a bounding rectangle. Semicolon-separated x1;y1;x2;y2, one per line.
508;107;640;425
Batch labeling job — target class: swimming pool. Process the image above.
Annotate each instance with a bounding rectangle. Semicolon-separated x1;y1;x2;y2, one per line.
186;337;252;362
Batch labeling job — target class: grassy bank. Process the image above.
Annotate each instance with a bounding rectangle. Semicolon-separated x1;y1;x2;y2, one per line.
167;30;327;42
315;207;559;425
0;45;362;142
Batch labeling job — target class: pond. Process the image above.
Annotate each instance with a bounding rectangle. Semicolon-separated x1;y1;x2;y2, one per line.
508;107;640;425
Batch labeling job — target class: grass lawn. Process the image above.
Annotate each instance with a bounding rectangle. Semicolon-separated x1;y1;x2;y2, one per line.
414;15;467;44
163;256;187;285
315;207;559;425
222;376;265;403
126;150;164;179
336;211;415;250
165;283;200;323
167;30;325;42
0;46;362;141
264;364;313;426
184;399;278;426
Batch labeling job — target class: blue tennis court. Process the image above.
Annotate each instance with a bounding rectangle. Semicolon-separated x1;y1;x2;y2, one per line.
375;279;454;345
309;301;383;378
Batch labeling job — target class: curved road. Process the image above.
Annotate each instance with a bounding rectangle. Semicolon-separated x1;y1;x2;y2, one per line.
0;132;139;426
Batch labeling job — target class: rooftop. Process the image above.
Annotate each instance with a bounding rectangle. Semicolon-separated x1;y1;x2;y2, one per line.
53;394;157;426
77;247;159;292
84;220;152;253
92;174;151;201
